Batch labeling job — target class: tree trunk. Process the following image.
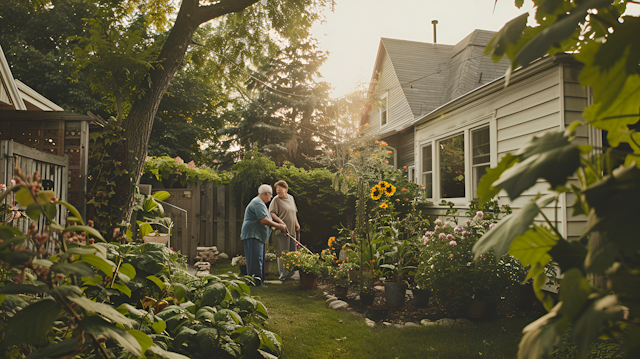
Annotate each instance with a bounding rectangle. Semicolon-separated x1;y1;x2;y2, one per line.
119;0;260;224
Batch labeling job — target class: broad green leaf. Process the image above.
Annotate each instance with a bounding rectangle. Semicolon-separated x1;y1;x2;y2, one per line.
585;240;618;275
172;283;188;301
147;345;190;359
71;295;132;327
174;326;198;347
559;269;592;321
2;299;62;347
26;203;44;222
113;282;132;297
32;258;53;268
477;154;518;205
571;295;624;358
79;253;114;277
473;200;540;260
519;305;562;359
64;225;105;242
51;262;95;278
152;191;171;201
79;316;141;356
197;328;220;352
118;303;146;318
256;300;268;317
232;280;251;295
0;248;34;266
152;320;167;334
15;186;35;206
238;297;257;313
55;201;84;224
119;263;136;279
146;275;165;290
201;283;228;307
25;337;84;359
0;225;23;239
128;329;153;354
526;262;555;312
484;13;529;61
0;284;49;295
495;132;581;201
143;198;159;213
509;225;557;267
0;236;28;250
67;247;98;255
138;223;154;238
195;306;217;321
37;190;56;205
547;238;588;274
233;327;260;356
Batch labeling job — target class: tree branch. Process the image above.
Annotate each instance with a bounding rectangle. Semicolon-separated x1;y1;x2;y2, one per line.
196;0;261;25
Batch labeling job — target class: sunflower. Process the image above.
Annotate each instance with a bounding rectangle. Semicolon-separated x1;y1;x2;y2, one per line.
328;237;336;246
384;184;396;196
378;181;389;190
371;185;383;200
379;202;389;209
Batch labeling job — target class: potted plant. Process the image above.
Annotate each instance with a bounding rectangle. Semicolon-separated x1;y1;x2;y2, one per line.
281;251;321;289
265;252;277;276
134;191;174;244
231;255;247;275
379;239;418;308
333;264;350;299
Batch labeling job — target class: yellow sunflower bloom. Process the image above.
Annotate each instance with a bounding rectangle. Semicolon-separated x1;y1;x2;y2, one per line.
378;181;389;190
371;185;383;200
379;202;389;209
384;184;396;196
328;237;336;246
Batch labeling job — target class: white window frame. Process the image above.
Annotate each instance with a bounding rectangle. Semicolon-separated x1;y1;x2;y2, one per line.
386;145;398;169
407;165;416;183
418;115;494;205
420;144;434;199
471;126;491;199
380;92;388;128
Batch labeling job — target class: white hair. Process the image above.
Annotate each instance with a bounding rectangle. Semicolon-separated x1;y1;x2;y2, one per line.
258;184;272;195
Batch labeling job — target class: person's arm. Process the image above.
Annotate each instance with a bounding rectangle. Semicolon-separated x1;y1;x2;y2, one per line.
295;219;300;232
271;212;286;226
260;217;286;232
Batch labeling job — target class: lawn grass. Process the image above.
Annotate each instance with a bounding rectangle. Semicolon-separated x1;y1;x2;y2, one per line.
210;258;529;359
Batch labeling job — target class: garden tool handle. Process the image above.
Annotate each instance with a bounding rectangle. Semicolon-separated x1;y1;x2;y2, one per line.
285;230;313;255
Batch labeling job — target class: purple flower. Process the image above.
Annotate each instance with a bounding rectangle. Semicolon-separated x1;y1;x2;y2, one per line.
449;240;457;246
438;233;446;239
454;227;462;233
446;234;455;240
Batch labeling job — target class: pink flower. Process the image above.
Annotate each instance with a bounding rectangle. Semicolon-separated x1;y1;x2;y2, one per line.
450;254;454;258
170;247;174;250
174;156;184;165
9;179;16;186
438;233;446;239
434;225;439;230
187;161;196;169
443;222;450;228
449;240;457;246
473;211;484;221
446;234;454;240
454;227;462;233
430;264;434;269
0;184;6;190
489;223;496;229
424;231;432;237
465;220;470;225
434;219;443;225
423;237;430;244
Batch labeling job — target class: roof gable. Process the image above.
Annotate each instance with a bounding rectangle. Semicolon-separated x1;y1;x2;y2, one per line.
0;45;27;110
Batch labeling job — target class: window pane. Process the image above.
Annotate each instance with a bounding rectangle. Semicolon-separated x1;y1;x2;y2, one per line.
381;99;387;126
422;173;433;198
472;127;490;165
439;134;465;198
422;145;432;172
473;165;489;196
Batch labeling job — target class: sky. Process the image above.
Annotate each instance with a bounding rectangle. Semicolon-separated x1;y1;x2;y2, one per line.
310;0;638;98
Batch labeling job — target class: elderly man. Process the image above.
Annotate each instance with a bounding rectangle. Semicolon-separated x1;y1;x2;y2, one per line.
241;184;287;286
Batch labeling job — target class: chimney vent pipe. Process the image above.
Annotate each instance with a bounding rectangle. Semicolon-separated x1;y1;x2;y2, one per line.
432;20;438;44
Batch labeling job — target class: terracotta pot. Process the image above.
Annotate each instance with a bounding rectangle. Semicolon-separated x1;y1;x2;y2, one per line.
299;271;318;289
264;260;273;275
412;288;431;308
384;281;407;308
335;285;349;299
142;234;169;245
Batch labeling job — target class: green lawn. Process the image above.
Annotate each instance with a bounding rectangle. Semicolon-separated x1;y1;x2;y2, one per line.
211;259;529;359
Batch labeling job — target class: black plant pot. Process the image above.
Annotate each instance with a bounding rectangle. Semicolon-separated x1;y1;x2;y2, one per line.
412;288;431;308
240;265;247;276
360;292;375;306
384;281;407;308
367;305;389;321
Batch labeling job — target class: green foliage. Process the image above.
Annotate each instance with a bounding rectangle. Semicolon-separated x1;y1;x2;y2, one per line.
142;156;231;189
87;118;134;237
281;251;322;277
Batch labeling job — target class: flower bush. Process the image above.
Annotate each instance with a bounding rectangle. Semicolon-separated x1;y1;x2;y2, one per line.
415;205;525;317
231;255;247;266
281;251;321;276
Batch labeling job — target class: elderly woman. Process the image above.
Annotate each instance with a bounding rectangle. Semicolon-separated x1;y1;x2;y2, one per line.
241;184;286;286
269;180;300;281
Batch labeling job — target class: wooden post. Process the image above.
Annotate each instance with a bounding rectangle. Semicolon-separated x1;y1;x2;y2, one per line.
58;120;65;157
205;182;214;247
216;185;226;254
228;185;237;257
190;180;201;262
79;120;89;221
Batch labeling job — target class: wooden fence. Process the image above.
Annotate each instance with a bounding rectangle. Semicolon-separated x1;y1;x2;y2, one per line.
0;140;69;254
152;181;243;263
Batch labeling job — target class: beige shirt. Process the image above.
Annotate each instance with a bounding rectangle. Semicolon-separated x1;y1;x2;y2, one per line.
269;194;298;234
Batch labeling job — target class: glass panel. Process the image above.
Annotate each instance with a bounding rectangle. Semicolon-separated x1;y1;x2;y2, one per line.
473;165;489;196
422;145;432;172
439;134;465;198
422;173;433;198
381;99;387;126
388;149;395;167
472;127;490;165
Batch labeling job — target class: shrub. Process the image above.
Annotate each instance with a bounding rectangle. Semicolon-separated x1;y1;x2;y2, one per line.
281;251;321;276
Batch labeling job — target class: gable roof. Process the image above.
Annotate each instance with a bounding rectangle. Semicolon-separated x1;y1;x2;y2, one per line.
0;44;63;111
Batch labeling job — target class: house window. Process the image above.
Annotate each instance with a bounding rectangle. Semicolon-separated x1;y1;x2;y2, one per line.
439;134;465;198
408;165;416;183
421;145;433;197
380;94;388;127
472;127;490;197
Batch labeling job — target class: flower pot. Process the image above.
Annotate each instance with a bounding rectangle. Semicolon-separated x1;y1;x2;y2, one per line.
412;288;431;308
264;260;273;275
299;271;318;289
142;233;169;245
366;305;389;322
360;292;375;306
240;265;247;276
335;285;349;299
384;281;407;308
348;269;361;283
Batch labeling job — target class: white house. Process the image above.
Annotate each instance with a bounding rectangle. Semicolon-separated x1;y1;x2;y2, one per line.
414;54;596;240
362;30;511;181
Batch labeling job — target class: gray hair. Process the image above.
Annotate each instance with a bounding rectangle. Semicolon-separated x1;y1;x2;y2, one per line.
258;184;272;195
